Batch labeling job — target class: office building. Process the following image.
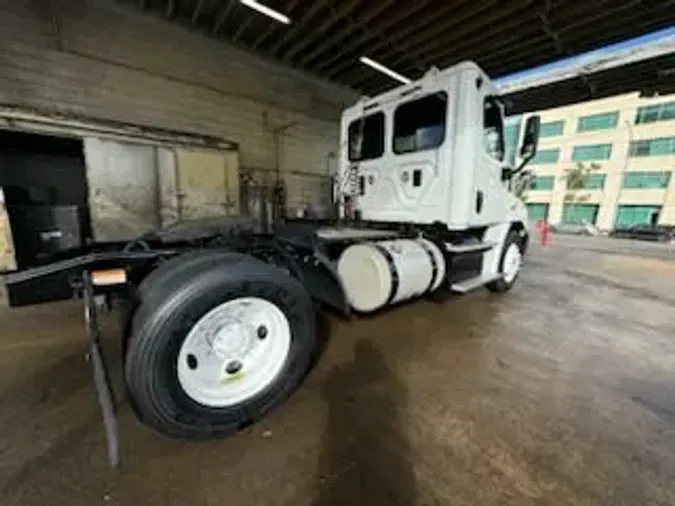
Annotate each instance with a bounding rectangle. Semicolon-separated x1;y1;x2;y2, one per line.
507;93;675;230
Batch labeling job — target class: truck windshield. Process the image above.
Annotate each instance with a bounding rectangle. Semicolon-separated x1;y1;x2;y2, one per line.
348;112;385;161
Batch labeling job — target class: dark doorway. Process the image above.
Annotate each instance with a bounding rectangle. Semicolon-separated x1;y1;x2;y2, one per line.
0;129;91;267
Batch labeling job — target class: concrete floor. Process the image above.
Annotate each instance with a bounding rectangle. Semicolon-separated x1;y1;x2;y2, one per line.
2;236;675;505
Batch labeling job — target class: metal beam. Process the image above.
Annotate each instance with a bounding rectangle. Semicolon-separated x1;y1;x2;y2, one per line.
191;0;204;25
428;0;618;68
251;0;301;50
212;0;237;35
268;0;326;57
299;0;414;69
484;15;673;79
281;0;360;63
298;0;397;70
403;11;541;76
233;15;254;42
316;0;468;77
477;4;658;76
395;0;645;78
385;0;523;70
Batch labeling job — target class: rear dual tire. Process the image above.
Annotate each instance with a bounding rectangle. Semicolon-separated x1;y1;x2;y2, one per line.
124;251;316;439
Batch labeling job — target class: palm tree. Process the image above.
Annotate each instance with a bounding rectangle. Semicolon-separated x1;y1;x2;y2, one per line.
561;162;601;224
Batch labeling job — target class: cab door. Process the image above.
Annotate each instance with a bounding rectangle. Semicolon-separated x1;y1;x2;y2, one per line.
349;90;447;223
472;94;510;225
387;91;448;223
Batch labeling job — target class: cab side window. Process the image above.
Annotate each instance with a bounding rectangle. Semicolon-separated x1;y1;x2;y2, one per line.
483;96;505;162
393;93;447;154
348;112;385;161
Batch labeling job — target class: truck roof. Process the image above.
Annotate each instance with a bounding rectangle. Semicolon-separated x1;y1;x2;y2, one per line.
342;60;488;117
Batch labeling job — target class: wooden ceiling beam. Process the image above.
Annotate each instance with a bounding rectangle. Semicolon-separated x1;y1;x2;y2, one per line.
251;0;301;49
191;0;204;25
212;0;237;35
268;0;327;57
318;0;470;78
281;0;360;63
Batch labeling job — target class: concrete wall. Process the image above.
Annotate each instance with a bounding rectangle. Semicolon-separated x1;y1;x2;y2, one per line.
523;92;675;229
0;0;358;209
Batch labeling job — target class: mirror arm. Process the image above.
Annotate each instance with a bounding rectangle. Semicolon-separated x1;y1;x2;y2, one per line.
512;152;534;174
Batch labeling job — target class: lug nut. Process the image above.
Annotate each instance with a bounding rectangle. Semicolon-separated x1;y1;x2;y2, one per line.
187;354;198;370
225;360;243;375
257;325;268;339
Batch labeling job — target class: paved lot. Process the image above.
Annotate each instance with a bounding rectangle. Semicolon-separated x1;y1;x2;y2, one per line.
1;236;675;505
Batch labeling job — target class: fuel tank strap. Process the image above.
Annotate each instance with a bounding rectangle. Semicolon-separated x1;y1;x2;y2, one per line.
418;240;439;293
372;243;399;305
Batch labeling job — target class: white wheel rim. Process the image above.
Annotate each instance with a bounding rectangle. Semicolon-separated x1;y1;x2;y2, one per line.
177;297;291;407
502;243;522;283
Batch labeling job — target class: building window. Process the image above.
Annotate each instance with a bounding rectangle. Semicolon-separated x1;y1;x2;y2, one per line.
567;173;607;190
348;112;385;161
539;120;564;138
622;171;671;189
531;148;560;164
393;93;447;154
526;203;549;221
561;204;599;225
629;137;675;157
529;175;555;190
577;111;619;132
572;143;612;161
615;205;661;228
635;101;675;124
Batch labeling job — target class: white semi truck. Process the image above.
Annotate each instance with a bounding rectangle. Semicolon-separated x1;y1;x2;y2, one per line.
5;60;540;465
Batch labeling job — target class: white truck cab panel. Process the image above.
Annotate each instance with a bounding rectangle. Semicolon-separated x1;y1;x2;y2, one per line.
339;61;529;230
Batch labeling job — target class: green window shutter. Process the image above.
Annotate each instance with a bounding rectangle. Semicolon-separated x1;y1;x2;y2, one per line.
531;148;560;164
539;120;564;138
529;175;555;190
526;203;548;221
561;204;599;224
572;144;612;161
622;171;671;189
615;206;661;227
577;111;619;132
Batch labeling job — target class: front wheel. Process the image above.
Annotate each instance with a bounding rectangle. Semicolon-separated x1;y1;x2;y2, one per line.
124;251;316;439
486;230;523;293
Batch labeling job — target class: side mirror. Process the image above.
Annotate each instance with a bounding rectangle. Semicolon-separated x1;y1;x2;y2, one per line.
513;115;540;174
520;115;540;159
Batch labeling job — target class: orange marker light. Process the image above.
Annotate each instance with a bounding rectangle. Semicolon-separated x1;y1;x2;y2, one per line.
91;269;127;286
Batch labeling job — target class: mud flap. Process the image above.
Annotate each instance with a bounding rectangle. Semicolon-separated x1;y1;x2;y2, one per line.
83;272;119;468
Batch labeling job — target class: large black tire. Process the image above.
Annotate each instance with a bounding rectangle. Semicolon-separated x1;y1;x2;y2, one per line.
124;251;316;439
486;230;523;293
120;250;245;356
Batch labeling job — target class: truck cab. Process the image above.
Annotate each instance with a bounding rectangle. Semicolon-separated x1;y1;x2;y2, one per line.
339;61;539;231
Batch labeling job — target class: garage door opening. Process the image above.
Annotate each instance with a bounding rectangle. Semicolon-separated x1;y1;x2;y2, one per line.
0;129;92;268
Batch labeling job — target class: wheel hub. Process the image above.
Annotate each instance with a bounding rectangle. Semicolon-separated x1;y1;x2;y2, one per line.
211;322;251;359
502;243;522;283
176;297;291;407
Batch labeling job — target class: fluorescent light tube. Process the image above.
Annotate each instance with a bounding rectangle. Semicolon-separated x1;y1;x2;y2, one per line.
240;0;290;24
359;56;412;84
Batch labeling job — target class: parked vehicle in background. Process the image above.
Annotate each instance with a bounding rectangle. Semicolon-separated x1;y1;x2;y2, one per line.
610;225;675;243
